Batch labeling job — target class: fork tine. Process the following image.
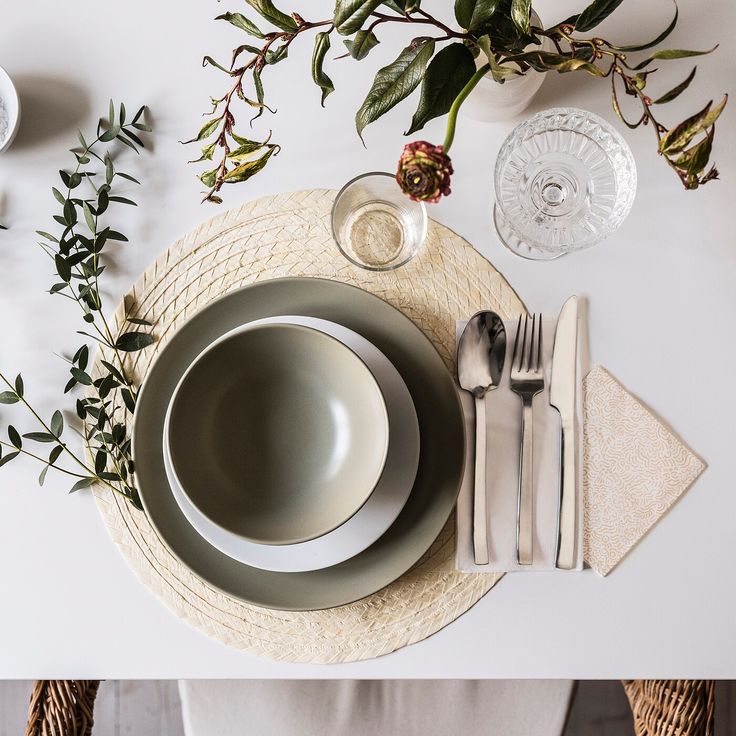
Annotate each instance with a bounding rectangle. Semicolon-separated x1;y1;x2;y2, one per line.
536;313;543;372
511;315;523;371
524;314;533;372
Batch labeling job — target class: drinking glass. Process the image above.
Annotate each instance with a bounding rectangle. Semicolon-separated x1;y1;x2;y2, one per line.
331;172;427;271
493;107;637;260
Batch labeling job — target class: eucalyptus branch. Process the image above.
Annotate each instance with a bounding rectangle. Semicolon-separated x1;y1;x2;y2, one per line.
0;101;154;509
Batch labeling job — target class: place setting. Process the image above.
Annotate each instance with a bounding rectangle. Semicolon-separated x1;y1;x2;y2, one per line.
0;0;719;670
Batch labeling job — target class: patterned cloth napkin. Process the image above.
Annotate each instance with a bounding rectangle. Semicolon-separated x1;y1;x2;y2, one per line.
582;365;706;575
456;363;706;576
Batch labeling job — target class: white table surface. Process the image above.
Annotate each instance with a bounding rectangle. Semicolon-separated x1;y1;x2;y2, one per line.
0;0;734;679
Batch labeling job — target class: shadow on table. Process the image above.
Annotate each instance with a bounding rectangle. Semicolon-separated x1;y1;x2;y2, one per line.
10;74;90;150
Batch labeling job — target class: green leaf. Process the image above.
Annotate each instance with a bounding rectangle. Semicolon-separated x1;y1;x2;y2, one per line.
50;410;64;437
70;367;93;385
8;426;22;448
49;445;63;465
115;331;155;352
0;451;19;468
455;0;498;31
633;46;717;71
199;168;218;188
69;477;96;493
344;30;380;60
243;0;298;31
55;254;72;283
82;202;96;232
121;388;136;414
574;0;625;33
222;147;278;183
606;1;678;52
216;11;265;38
503;50;605;76
52;187;65;205
23;432;56;443
510;0;531;33
95;449;107;474
660;96;728;154
193;117;222;143
675;129;714;177
406;42;476;135
312;31;335;106
356;39;436;139
334;0;385;35
14;375;23;398
38;465;50;487
203;56;231;74
654;67;696;105
0;391;19;404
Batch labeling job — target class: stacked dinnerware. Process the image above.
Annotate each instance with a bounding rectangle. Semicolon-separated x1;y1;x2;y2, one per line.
132;278;465;611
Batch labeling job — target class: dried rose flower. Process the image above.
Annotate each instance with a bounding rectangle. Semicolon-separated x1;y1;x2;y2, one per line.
396;141;453;204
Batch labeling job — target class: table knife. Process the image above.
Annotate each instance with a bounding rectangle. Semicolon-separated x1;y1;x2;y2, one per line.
549;296;579;570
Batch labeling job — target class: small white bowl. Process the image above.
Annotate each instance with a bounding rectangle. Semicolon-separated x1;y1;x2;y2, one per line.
0;66;21;153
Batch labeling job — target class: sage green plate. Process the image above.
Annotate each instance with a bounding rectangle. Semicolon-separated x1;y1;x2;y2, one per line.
133;277;465;611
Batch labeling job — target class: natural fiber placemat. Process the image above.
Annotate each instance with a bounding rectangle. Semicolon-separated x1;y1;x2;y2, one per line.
92;189;524;663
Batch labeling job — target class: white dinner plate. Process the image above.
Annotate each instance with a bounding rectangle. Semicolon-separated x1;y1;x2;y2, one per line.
163;315;420;573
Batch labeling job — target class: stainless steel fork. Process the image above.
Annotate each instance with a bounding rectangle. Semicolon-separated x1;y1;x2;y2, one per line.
510;314;544;566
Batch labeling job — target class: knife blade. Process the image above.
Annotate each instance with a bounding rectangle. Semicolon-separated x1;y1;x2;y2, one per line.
549;296;579;570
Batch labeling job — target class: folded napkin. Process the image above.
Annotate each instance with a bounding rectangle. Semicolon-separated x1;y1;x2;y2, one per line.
456;333;706;576
582;365;706;575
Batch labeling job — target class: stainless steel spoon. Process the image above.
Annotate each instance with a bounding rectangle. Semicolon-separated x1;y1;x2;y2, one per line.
457;312;506;565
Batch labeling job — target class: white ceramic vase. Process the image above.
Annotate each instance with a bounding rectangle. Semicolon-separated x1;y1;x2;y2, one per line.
461;13;553;123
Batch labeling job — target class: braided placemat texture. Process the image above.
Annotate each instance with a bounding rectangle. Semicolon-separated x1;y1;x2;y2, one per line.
92;189;524;662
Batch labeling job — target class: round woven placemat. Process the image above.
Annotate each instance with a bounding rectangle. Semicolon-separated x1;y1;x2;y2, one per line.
93;189;524;663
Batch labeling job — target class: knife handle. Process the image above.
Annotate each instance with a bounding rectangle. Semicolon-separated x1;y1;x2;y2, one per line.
473;395;489;565
555;422;577;570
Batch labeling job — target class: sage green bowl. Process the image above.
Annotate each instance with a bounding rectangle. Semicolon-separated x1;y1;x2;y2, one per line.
167;322;389;546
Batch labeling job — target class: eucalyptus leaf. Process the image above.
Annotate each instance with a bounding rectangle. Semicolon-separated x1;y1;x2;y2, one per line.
0;391;19;404
355;39;435;139
8;426;22;448
50;410;64;437
23;432;56;443
406;43;476;135
115;331;156;352
311;32;335;106
0;451;19;468
49;445;63;465
69;477;96;493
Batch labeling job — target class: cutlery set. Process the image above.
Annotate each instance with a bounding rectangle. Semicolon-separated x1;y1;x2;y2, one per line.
458;296;579;570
